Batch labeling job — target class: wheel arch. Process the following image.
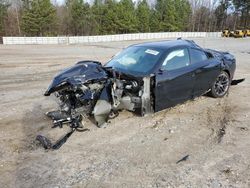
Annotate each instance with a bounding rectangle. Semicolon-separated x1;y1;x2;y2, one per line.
222;69;231;81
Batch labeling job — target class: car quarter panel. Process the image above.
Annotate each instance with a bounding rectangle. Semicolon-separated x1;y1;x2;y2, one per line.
192;58;221;97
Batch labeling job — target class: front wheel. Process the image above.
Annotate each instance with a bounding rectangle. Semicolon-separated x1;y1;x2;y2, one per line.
209;71;230;98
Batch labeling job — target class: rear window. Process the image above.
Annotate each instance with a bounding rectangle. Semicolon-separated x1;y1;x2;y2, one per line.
190;48;208;64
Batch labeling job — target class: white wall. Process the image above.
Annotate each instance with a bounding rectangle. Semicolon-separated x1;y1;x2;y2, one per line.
2;32;221;45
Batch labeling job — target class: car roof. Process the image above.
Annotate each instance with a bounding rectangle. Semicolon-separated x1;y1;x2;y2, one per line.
133;39;201;50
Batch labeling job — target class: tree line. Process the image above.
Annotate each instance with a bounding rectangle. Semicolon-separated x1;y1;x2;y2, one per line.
0;0;249;37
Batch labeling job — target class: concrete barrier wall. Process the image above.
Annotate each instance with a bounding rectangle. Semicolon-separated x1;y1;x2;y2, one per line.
2;32;221;45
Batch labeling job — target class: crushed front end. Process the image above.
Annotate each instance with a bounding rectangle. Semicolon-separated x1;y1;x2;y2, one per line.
38;60;153;149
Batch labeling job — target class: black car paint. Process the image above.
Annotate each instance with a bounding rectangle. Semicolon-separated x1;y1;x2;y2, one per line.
153;45;223;112
45;40;236;113
44;61;108;96
155;66;196;111
205;49;236;80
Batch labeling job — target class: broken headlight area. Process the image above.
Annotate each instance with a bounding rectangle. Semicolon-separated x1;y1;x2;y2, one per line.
38;61;153;149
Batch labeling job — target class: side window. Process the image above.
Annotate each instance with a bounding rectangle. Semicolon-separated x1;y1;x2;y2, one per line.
190;48;208;64
162;48;190;71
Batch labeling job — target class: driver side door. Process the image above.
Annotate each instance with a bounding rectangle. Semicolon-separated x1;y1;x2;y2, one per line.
154;47;197;112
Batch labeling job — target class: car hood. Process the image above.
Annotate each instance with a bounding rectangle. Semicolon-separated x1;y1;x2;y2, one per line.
44;61;108;96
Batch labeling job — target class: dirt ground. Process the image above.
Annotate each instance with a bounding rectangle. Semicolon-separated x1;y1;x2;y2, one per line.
0;37;249;188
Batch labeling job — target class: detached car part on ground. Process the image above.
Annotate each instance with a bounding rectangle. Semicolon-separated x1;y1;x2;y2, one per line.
37;39;237;149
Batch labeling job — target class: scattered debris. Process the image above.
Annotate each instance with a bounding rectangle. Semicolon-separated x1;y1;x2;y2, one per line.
36;135;52;149
169;129;174;134
222;167;233;174
36;128;89;150
238;127;248;131
151;123;159;129
176;155;189;164
151;119;164;129
231;78;245;85
217;125;226;143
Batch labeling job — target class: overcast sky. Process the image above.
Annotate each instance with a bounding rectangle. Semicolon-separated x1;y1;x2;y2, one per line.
10;0;221;9
52;0;65;5
52;0;220;7
52;0;144;5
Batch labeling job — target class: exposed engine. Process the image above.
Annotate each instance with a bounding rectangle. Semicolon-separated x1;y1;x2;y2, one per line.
55;75;142;127
44;61;150;128
38;61;152;149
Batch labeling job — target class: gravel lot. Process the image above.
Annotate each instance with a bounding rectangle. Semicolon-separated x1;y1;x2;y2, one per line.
0;38;249;188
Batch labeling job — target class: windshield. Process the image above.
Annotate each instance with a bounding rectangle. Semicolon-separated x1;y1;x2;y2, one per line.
105;46;164;75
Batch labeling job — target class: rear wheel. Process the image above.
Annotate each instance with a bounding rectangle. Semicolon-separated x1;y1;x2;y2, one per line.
209;71;230;98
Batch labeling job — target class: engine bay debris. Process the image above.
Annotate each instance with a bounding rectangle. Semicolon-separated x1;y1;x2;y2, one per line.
38;61;152;149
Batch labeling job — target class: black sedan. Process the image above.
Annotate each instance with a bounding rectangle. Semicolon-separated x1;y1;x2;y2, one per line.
45;39;236;126
41;39;236;149
105;39;236;112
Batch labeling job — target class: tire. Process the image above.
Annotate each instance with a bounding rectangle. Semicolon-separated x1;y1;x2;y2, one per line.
209;71;230;98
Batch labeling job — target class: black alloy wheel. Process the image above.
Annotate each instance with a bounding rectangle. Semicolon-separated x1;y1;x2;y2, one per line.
210;71;230;98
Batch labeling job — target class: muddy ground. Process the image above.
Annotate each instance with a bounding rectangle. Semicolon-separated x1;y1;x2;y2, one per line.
0;38;249;188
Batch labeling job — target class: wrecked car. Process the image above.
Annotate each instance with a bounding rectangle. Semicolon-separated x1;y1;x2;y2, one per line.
38;39;236;149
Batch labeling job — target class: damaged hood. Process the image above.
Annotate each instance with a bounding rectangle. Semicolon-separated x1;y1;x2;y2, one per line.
44;61;108;96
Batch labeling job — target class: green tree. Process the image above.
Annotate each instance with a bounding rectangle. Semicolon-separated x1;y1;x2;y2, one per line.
21;0;56;36
214;0;231;30
92;0;106;34
66;0;93;35
116;0;138;33
136;0;150;32
0;0;9;35
155;0;177;31
99;0;119;34
232;0;250;28
22;0;31;9
174;0;191;31
149;9;160;32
